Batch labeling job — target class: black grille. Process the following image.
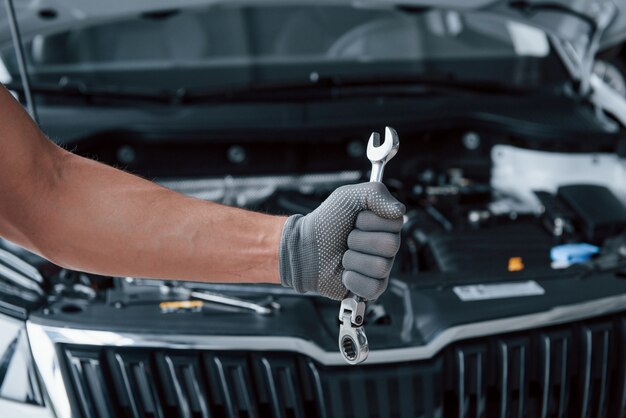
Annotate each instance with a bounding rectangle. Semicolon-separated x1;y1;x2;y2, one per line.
59;313;626;418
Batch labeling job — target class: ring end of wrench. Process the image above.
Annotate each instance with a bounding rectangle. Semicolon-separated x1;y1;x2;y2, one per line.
339;325;369;365
338;296;369;365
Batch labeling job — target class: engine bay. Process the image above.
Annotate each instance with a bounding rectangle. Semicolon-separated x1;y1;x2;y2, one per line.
5;126;626;339
146;138;626;282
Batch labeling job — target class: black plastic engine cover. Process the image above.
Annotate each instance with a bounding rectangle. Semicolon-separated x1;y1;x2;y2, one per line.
427;222;553;274
558;184;626;244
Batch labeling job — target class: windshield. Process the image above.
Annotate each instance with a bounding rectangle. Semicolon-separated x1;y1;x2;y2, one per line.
0;4;568;93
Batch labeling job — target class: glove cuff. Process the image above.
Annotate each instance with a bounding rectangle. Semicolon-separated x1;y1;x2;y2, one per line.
278;214;305;292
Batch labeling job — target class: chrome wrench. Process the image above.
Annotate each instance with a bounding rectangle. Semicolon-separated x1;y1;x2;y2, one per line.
338;126;400;365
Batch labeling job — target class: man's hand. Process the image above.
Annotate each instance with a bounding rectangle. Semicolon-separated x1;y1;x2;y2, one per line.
279;182;405;300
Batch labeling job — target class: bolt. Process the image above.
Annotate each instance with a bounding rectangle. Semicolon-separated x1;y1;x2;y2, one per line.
347;140;365;158
468;211;481;223
462;132;480;150
227;145;246;164
117;145;136;164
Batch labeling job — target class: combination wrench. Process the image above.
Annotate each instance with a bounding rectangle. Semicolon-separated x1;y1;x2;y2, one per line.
338;126;400;365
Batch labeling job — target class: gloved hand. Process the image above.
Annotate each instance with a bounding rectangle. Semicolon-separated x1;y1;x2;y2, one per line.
279;182;405;300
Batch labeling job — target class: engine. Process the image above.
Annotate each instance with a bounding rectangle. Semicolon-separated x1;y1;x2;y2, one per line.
152;142;626;283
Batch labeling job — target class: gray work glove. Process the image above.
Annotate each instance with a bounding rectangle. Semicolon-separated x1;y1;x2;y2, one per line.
279;182;405;300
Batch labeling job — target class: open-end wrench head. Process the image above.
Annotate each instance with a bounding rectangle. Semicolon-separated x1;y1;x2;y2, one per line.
367;126;399;163
384;126;399;160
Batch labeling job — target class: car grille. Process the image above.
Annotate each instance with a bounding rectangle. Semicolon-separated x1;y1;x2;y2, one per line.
59;313;626;418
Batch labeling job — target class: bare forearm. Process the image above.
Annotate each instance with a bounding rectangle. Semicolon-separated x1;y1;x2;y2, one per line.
0;86;284;284
0;86;406;302
39;152;285;283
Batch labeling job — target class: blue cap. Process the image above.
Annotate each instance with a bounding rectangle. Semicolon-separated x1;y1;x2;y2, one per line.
551;243;600;265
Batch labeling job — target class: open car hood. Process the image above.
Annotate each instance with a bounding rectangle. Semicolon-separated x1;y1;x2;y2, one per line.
0;0;624;49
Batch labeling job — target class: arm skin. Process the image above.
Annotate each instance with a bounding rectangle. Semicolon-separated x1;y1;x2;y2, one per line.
0;85;284;284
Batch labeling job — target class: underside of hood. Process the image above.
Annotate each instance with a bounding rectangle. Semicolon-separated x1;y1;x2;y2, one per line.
364;0;626;47
0;0;624;49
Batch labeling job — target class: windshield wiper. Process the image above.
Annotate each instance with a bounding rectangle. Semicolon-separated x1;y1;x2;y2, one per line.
5;80;176;104
5;74;531;106
181;74;532;104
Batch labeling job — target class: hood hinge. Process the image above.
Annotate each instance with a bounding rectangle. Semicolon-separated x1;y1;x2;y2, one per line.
550;1;625;129
550;0;617;95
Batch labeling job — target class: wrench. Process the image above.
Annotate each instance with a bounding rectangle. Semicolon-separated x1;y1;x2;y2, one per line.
338;126;400;365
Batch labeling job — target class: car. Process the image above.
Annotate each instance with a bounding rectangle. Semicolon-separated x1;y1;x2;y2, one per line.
1;1;626;417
